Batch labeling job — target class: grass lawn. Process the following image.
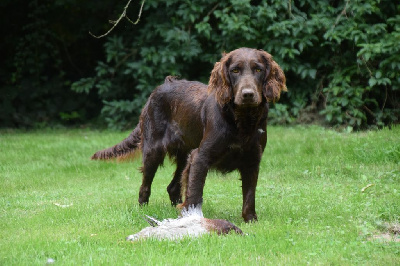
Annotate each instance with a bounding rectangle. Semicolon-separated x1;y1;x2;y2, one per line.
1;126;399;265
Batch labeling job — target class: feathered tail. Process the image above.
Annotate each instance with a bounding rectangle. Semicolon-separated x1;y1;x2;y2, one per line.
91;124;141;160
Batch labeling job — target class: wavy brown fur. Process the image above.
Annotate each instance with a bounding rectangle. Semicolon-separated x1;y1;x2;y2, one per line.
91;124;141;160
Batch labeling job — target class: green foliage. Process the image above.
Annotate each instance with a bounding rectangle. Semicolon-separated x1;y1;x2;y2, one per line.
71;0;399;130
269;103;294;125
3;0;398;129
317;1;400;129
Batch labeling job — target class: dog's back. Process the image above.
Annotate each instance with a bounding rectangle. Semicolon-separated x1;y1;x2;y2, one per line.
142;77;208;154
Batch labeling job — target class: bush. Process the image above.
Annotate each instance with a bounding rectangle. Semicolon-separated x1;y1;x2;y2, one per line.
72;0;399;130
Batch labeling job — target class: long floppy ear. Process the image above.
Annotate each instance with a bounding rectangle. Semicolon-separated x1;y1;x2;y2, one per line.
260;51;287;102
208;54;232;106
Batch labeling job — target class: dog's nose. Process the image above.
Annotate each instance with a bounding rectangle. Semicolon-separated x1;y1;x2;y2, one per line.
242;89;254;100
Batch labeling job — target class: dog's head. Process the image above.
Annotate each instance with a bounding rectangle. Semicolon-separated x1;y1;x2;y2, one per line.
208;48;287;107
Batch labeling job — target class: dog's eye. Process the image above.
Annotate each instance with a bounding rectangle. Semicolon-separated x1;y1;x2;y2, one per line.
255;68;262;73
231;68;239;73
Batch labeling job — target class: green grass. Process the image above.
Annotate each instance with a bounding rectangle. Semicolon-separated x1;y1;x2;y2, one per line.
1;126;399;265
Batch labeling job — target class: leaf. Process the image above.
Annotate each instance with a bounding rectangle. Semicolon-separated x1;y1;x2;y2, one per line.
71;78;95;94
364;52;371;61
309;69;317;79
361;184;374;192
368;78;377;87
326;113;332;122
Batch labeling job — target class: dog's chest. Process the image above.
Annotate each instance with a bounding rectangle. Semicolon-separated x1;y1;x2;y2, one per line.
213;129;262;172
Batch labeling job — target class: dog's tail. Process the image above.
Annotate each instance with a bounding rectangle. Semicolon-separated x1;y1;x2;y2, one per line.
91;124;141;161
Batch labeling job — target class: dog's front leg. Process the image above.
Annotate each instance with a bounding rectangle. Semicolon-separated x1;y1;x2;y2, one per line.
240;166;259;222
181;148;209;209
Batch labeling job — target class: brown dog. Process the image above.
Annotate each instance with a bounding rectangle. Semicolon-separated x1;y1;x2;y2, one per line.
92;48;286;222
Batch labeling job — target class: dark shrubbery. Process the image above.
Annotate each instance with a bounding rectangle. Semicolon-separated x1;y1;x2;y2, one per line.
72;0;399;130
2;0;399;129
1;0;116;127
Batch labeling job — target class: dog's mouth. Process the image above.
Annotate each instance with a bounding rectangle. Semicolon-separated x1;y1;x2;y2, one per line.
241;98;260;106
234;100;261;108
234;95;261;107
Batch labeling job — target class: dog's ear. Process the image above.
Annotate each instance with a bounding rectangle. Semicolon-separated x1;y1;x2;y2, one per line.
260;51;287;102
208;54;232;106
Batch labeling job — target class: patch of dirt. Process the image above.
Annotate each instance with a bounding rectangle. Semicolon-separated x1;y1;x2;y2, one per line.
370;233;400;242
369;222;400;242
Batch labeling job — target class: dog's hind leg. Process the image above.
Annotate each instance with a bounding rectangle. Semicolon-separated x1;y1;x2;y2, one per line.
167;153;187;206
138;147;165;205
